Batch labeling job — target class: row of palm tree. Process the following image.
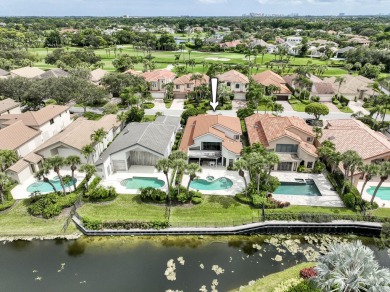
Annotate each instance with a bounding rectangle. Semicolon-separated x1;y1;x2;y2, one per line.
319;141;390;205
80;127;108;164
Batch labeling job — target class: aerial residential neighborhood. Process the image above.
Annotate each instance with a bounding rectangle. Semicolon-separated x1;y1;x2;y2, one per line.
0;3;390;291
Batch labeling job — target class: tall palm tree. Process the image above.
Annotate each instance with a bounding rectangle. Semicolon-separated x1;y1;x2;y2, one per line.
79;164;96;191
0;172;11;205
335;76;346;99
358;164;380;196
91;128;107;157
370;161;390;205
155;158;171;195
46;156;66;195
313;126;323;140
35;162;57;193
233;159;249;197
341;150;362;195
185;163;202;196
81;144;95;164
172;159;187;198
65;155;81;191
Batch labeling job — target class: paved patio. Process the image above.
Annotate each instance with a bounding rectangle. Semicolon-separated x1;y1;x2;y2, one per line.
271;171;344;207
100;166;169;194
182;167;246;196
11;170;85;200
359;180;390;208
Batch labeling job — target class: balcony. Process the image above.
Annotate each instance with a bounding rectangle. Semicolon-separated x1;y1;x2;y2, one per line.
188;150;222;159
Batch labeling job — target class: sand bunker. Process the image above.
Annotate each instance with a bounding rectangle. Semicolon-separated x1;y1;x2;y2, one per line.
205;57;231;61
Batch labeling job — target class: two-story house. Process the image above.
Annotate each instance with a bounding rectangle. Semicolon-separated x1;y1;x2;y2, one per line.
179;114;243;168
140;69;176;99
252;70;292;101
217;70;249;100
245;114;318;171
173;73;209;99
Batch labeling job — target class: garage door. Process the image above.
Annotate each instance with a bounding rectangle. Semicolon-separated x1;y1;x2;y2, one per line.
276;95;289;101
128;151;160;166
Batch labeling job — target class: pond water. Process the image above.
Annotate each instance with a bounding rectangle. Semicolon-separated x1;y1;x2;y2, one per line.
1;236;389;292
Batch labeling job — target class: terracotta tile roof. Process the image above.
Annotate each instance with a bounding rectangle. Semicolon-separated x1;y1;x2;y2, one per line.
219;40;241;48
0;105;69;127
0;98;20;114
10;67;45;79
173;74;209;86
140;69;176;82
245;114;317;156
321;119;390;160
217;70;249;84
35;115;120;152
124;69;142;75
179;114;243;155
0;120;41;150
90;69;108;82
252;70;291;95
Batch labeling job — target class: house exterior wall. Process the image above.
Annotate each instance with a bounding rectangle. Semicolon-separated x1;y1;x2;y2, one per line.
287;128;314;144
16;135;43;157
6;166;33;184
36;110;71;142
297;148;317;168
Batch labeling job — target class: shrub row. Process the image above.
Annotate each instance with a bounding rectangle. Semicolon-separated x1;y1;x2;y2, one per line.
264;212;390;223
235;193;290;209
84;186;117;202
81;217;169;230
28;192;78;219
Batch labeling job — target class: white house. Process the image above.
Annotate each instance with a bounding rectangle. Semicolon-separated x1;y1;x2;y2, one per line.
0;98;21;116
216;70;249;100
96;116;180;179
179;114;243;168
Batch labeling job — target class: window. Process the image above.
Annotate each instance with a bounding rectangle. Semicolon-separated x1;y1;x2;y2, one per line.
307;137;312;142
202;142;221;151
50;119;54;125
307;162;313;168
227;82;231;86
275;144;298;153
234;135;240;140
235;84;240;89
152;82;157;87
175;85;180;89
187;84;191;88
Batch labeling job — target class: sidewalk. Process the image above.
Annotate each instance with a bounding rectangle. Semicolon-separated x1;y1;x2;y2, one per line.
348;100;370;115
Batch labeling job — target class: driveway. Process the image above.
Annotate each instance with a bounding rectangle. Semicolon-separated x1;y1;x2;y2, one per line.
152;99;167;111
232;100;247;110
277;101;294;112
322;102;340;113
171;99;185;110
348;100;370;115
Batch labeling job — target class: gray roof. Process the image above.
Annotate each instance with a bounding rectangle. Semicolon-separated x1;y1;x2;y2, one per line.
0;69;9;76
336;46;354;54
154;115;181;130
96;122;176;166
37;68;70;80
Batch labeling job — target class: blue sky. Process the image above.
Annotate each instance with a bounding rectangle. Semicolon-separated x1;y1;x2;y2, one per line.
0;0;389;16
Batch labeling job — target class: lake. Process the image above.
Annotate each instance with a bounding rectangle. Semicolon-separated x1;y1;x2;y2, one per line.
1;236;389;292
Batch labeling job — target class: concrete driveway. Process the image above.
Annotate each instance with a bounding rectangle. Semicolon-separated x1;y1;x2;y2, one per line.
322;102;340;112
232;100;247;110
171;99;185;110
277;101;294;111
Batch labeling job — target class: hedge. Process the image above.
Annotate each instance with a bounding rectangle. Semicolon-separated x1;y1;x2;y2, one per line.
81;217;169;230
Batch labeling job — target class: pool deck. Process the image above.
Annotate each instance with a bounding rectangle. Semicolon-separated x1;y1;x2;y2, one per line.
271;172;344;207
100;166;169;194
359;181;390;208
11;170;85;200
182;167;246;196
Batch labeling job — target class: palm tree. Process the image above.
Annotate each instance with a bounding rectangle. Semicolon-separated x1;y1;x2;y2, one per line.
35;162;57;193
313;241;390;291
81;144;95;164
358;164;380;196
155;158;171;194
185;163;202;196
65;155;81;191
335;76;346;99
46;156;66;195
313;127;323;140
172;159;187;198
0;172;11;205
233;160;249;197
0;150;18;172
370;161;390;205
79;164;96;191
91;128;107;157
341;150;362;194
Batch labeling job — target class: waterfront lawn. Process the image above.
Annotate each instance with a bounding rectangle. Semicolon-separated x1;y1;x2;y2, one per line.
371;208;390;217
0;200;78;237
266;205;356;215
239;262;315;292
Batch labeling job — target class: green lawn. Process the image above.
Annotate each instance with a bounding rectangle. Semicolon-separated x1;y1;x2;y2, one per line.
0;200;79;237
289;100;307;112
142;115;157;122
338;106;353;113
238;262;315;292
371;208;390;217
77;195;357;227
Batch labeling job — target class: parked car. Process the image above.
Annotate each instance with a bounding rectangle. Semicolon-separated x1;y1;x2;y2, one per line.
305;119;323;127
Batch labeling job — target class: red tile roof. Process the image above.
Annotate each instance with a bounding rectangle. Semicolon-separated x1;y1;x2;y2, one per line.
252;70;292;95
217;70;249;84
140;69;176;82
179;114;243;154
173;74;209;86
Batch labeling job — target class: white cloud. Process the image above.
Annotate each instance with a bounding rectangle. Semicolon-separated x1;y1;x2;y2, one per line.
197;0;227;3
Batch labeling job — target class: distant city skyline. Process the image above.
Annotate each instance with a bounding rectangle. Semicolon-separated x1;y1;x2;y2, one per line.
0;0;389;17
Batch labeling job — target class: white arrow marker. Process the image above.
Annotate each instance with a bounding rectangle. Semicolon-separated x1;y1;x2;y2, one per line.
210;77;219;112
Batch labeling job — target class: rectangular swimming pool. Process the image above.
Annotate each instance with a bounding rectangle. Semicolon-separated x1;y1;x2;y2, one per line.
273;180;322;196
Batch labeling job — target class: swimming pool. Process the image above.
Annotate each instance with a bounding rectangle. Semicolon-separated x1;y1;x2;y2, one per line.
120;177;165;189
190;177;233;191
366;186;390;200
27;178;77;193
273;180;321;196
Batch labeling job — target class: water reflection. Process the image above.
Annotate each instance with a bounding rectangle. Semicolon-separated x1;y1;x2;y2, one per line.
67;240;86;257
